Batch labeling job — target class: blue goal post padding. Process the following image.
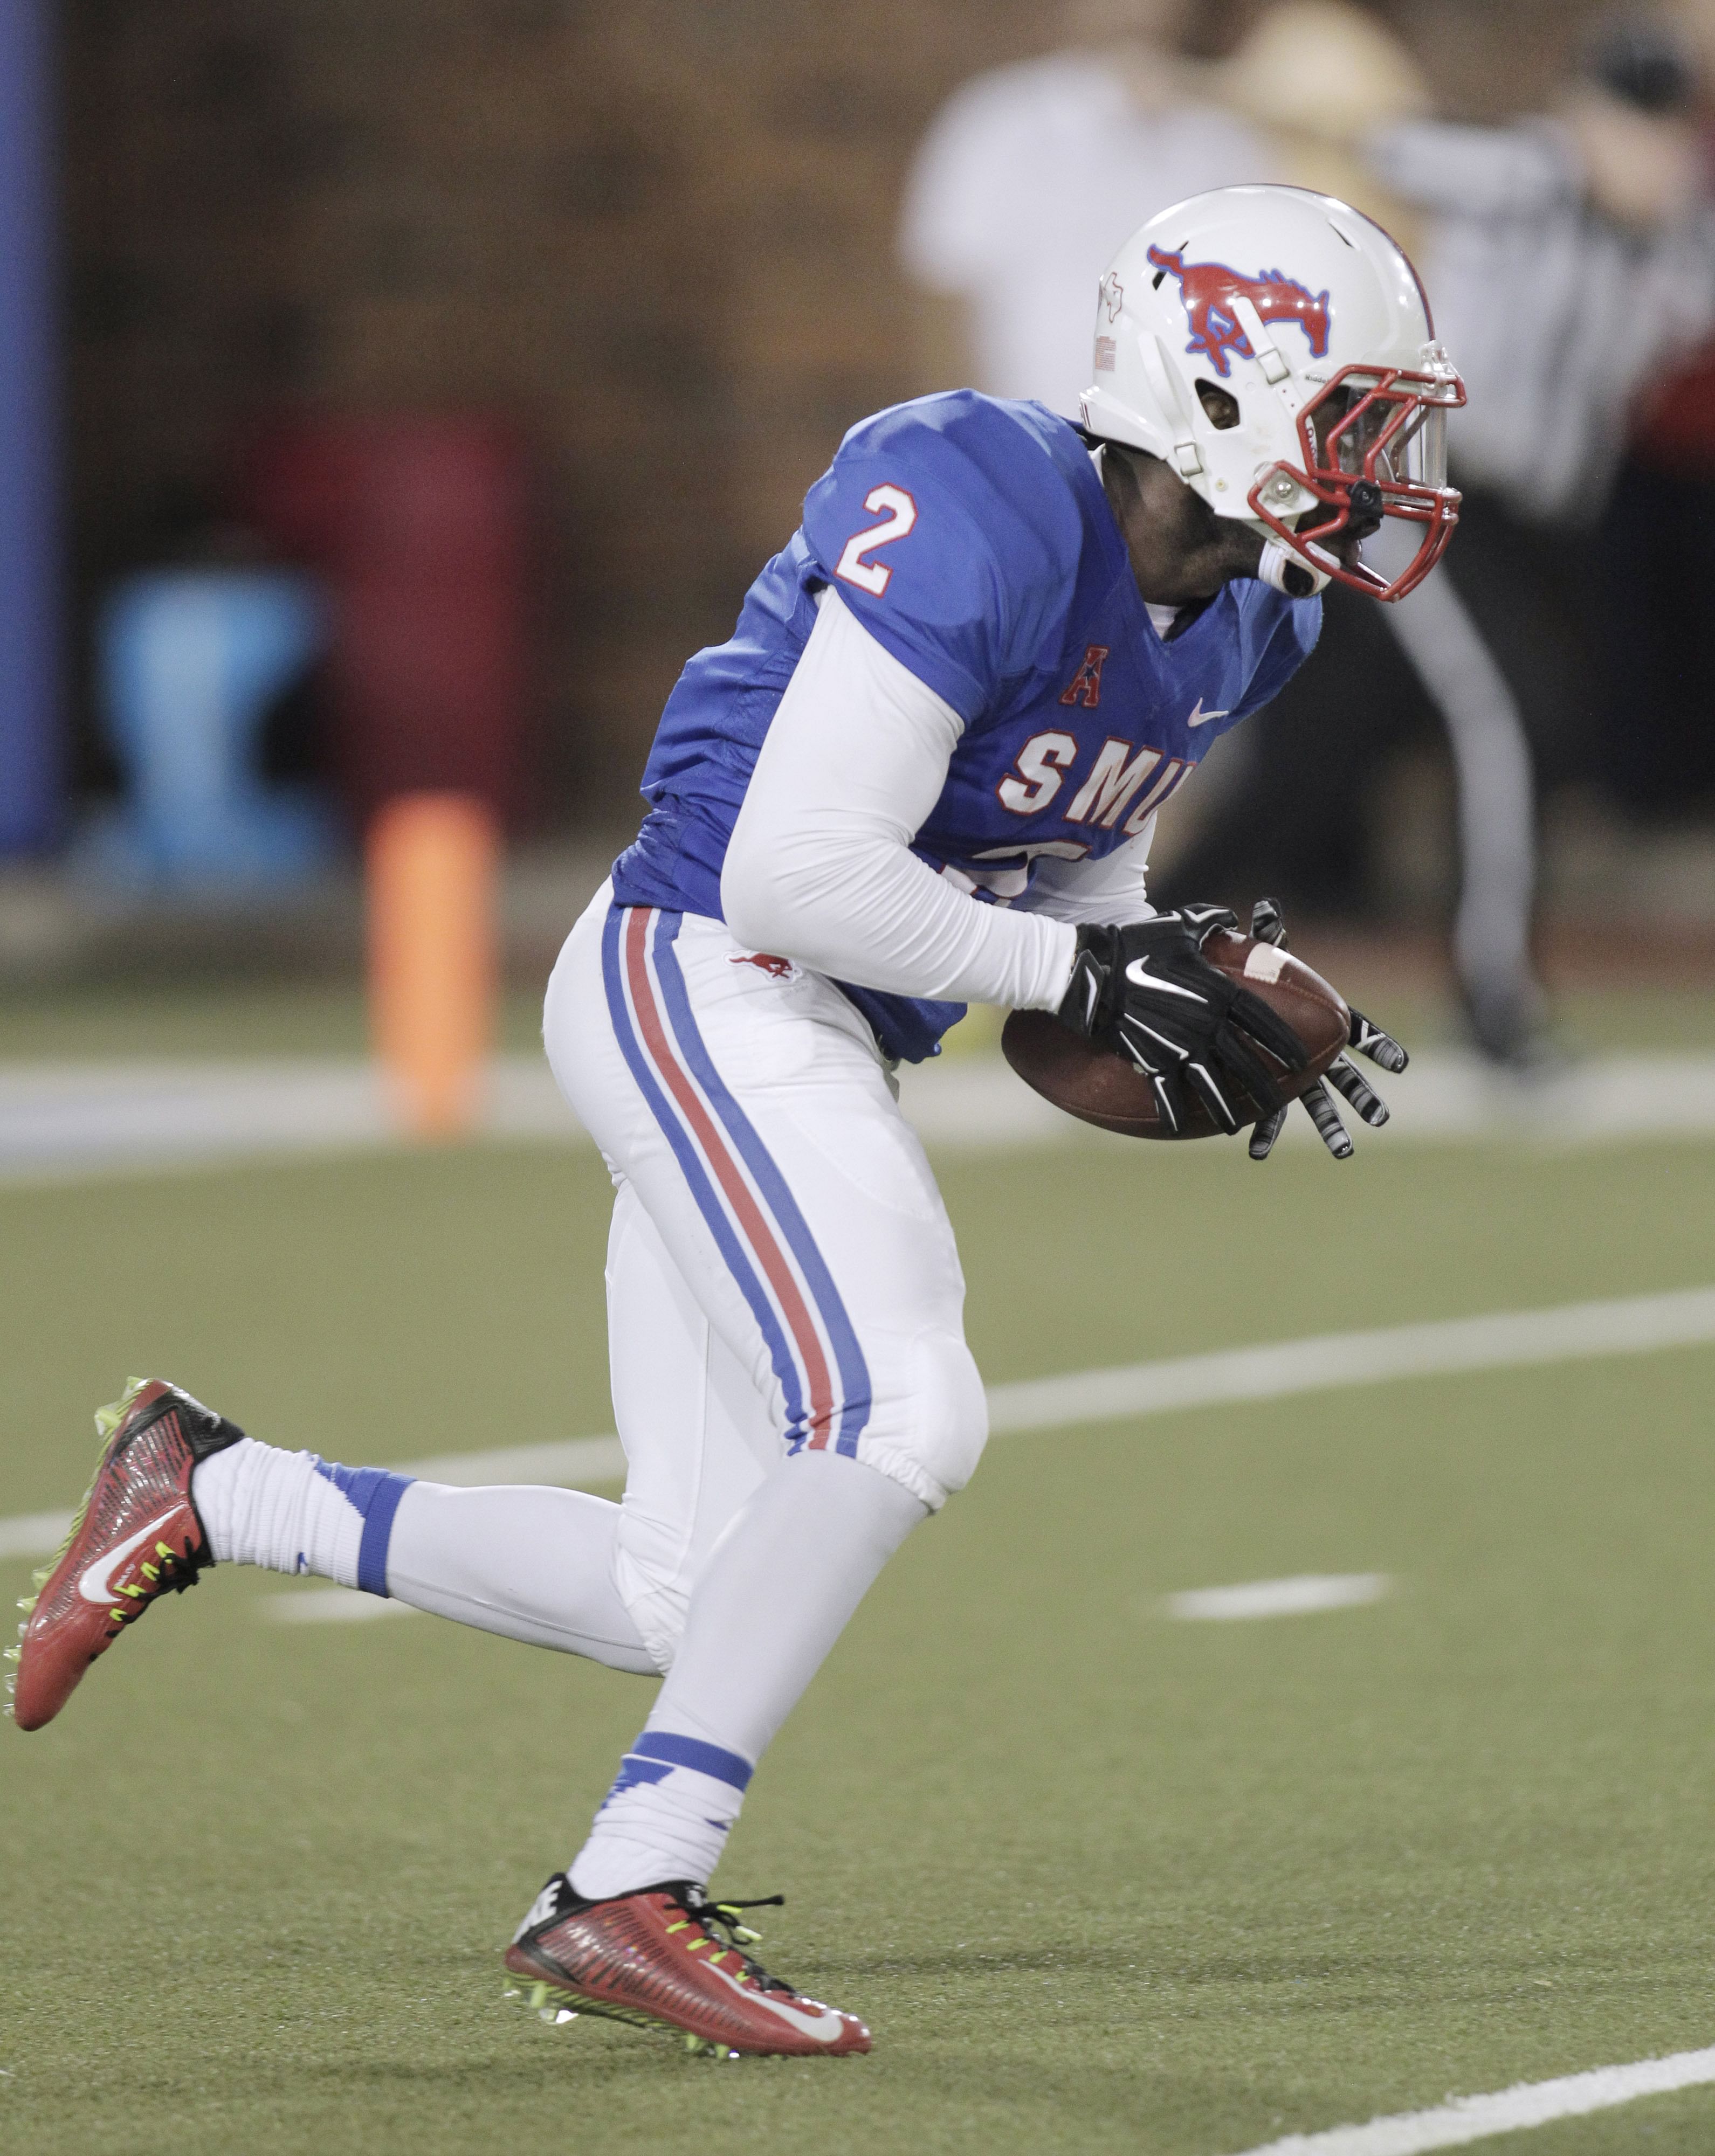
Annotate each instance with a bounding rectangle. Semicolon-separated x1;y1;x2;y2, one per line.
0;0;61;856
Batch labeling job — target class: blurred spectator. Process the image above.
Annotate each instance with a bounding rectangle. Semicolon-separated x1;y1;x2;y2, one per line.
899;0;1265;414
1373;29;1712;526
1369;16;1715;899
1215;0;1430;250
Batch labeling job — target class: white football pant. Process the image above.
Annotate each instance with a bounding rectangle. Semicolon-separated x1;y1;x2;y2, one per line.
545;886;987;1673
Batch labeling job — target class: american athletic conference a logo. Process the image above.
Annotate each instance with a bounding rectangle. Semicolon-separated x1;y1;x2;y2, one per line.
1147;246;1331;379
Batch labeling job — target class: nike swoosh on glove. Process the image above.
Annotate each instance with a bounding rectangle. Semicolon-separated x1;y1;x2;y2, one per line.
1057;903;1311;1138
1244;896;1409;1163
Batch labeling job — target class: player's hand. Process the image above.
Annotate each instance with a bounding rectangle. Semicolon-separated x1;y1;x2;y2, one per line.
1244;897;1409;1163
1058;903;1311;1138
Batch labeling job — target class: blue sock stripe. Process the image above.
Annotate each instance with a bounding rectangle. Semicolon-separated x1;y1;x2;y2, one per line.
355;1472;412;1597
601;1756;674;1806
314;1458;414;1597
631;1729;754;1792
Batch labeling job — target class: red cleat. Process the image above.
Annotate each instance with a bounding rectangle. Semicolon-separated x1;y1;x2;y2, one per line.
503;1875;872;2058
9;1379;245;1732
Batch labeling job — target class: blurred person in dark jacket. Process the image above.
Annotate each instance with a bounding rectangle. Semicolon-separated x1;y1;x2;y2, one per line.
1592;4;1715;823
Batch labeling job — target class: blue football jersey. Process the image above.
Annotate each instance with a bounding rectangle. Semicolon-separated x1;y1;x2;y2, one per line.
611;391;1319;1060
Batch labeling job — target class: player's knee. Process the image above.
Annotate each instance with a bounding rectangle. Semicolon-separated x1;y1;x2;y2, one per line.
862;1329;988;1512
612;1546;688;1676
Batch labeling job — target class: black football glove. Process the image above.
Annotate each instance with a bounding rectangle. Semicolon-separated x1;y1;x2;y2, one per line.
1057;902;1311;1137
1244;896;1408;1163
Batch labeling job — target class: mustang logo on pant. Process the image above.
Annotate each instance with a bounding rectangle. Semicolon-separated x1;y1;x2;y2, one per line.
730;951;797;981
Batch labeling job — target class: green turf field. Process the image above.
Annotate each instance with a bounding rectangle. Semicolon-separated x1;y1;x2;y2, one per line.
6;972;1715;1061
5;1130;1715;2153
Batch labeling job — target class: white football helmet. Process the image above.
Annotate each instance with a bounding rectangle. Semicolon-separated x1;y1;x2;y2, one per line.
1079;184;1465;602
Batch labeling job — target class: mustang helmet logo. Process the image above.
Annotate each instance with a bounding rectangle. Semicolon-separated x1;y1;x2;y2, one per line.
1147;246;1331;379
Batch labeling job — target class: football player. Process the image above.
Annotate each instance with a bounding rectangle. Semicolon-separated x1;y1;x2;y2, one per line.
11;186;1431;2057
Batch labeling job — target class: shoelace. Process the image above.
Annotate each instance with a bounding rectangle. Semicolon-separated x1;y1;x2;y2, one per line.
107;1532;209;1629
668;1892;792;1992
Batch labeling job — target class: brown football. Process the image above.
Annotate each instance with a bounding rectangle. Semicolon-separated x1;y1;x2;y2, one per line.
1002;929;1350;1140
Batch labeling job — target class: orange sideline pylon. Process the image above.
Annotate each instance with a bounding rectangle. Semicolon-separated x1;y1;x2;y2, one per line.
367;792;498;1139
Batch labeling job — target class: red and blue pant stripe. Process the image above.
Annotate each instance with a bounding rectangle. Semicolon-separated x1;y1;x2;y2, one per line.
600;904;871;1459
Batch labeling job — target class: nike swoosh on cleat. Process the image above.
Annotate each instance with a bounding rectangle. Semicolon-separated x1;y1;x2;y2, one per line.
1186;700;1230;727
77;1514;181;1606
706;1964;846;2042
1124;956;1206;1003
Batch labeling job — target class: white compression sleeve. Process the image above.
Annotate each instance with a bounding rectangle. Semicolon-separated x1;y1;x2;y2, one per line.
720;590;1077;1013
385;1481;657;1674
191;1440;656;1675
569;1452;926;1898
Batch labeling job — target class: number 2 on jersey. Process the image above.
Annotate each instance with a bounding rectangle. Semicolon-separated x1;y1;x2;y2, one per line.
835;485;918;597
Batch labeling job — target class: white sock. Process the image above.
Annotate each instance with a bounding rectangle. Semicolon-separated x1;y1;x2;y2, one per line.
385;1481;655;1673
193;1440;657;1672
191;1438;405;1589
569;1453;925;1898
569;1706;755;1899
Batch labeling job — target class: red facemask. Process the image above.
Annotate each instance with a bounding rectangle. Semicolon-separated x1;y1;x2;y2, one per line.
1247;357;1468;602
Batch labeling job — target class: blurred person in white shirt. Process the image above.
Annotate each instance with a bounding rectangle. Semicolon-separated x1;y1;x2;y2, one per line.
900;0;1266;414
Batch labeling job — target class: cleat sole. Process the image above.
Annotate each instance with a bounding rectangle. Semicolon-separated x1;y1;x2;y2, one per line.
501;1974;745;2055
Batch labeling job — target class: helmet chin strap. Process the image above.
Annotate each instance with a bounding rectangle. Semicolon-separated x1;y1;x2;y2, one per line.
1256;536;1330;599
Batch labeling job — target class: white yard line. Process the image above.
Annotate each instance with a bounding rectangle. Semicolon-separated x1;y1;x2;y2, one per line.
0;1056;576;1185
4;1286;1715;1569
9;1049;1715;1183
0;1510;78;1561
982;1283;1715;1436
1227;2043;1715;2154
1166;1573;1390;1621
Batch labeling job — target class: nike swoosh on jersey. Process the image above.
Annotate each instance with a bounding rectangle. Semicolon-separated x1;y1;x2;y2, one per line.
1124;956;1207;1003
707;1962;847;2041
1186;700;1230;727
78;1512;181;1605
